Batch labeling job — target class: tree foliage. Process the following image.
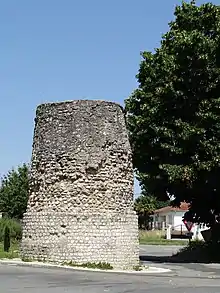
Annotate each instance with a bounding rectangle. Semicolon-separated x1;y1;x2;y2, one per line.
125;1;220;227
134;192;169;229
0;164;29;219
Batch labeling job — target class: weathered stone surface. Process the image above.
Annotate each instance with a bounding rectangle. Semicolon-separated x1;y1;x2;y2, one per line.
21;100;139;269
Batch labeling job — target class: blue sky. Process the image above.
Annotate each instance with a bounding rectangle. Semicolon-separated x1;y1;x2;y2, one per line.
0;0;218;195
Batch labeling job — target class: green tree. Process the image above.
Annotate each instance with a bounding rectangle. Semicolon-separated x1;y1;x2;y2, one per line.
134;192;170;229
125;1;220;228
0;164;29;219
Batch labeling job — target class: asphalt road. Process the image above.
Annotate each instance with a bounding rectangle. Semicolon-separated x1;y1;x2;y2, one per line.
1;245;220;292
140;244;183;257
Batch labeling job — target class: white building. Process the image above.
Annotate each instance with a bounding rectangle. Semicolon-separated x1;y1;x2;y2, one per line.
152;202;207;240
152;202;189;232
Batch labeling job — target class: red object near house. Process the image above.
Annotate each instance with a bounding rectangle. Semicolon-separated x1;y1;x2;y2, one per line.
183;219;194;232
153;202;189;214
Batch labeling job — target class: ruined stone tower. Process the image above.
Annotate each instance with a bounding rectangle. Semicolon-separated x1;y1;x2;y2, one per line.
21;100;139;269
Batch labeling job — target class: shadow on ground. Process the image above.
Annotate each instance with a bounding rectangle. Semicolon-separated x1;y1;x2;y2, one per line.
139;255;205;263
140;242;220;264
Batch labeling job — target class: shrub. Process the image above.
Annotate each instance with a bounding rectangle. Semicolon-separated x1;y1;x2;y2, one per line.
174;240;220;263
0;218;22;242
63;261;113;270
4;226;10;252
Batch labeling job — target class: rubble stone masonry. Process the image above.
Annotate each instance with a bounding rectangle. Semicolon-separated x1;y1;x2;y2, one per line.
21;100;139;269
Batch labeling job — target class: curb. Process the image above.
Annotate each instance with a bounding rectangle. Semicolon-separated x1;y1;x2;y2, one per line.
0;259;171;275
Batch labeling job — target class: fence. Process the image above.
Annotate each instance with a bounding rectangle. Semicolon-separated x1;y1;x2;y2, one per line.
147;221;166;231
148;222;189;234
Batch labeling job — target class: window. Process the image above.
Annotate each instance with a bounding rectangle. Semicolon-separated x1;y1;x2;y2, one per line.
168;214;173;225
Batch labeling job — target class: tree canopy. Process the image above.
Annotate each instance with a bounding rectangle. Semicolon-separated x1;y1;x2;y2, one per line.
0;164;29;219
134;192;169;229
125;1;220;228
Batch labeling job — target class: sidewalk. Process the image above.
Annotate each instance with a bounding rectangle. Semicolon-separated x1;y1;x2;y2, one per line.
0;258;171;275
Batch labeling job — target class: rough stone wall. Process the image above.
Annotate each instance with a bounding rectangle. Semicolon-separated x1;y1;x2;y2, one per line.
21;100;139;269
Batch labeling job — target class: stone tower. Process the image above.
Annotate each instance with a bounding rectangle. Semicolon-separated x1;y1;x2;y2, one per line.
21;100;139;269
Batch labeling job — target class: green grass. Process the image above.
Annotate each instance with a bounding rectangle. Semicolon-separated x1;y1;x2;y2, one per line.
139;230;188;245
0;241;19;259
21;257;33;262
63;261;113;270
133;265;143;271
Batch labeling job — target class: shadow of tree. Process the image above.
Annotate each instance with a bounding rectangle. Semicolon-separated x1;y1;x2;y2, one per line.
139;255;210;264
140;241;220;264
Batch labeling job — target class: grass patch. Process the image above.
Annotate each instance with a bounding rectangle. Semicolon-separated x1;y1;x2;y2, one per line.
0;241;19;259
133;265;143;271
63;261;113;270
21;257;48;263
21;257;33;262
139;230;188;245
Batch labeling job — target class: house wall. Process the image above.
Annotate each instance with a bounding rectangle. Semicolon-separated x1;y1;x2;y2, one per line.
166;213;174;226
152;211;174;228
153;211;187;230
152;213;167;224
173;211;188;231
153;209;209;240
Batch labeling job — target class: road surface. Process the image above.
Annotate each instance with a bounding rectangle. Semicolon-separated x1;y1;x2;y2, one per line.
1;245;220;292
140;244;183;257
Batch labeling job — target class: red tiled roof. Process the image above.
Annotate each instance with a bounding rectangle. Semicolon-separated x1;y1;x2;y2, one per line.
153;202;189;214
